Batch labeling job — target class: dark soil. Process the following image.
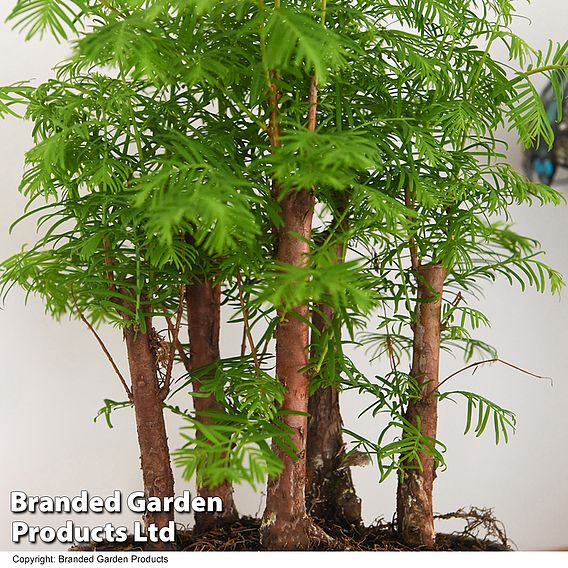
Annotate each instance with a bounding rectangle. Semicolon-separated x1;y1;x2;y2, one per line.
73;508;511;552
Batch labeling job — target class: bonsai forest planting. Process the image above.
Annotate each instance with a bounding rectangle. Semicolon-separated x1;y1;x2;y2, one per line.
1;0;567;552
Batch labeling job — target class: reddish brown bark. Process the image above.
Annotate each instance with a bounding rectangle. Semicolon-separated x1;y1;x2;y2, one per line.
123;315;175;551
186;280;238;532
397;263;448;548
260;70;330;549
260;188;326;550
306;305;361;525
268;73;282;150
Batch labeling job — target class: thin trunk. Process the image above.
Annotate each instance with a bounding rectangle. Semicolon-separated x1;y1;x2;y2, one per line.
306;256;361;525
124;318;175;551
186;280;238;532
261;188;320;550
261;69;329;549
396;263;447;548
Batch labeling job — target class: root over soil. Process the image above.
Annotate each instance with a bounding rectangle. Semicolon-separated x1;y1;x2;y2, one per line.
73;507;511;552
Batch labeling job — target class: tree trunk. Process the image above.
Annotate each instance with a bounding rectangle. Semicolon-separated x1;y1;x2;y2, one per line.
397;263;447;548
261;188;327;550
124;318;175;551
306;304;362;526
186;280;238;532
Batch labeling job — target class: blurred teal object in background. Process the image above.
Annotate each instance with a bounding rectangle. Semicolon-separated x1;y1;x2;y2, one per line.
524;80;568;185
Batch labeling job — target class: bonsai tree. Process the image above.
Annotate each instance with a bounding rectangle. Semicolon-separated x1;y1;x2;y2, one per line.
2;0;566;552
337;0;567;548
0;73;184;549
251;0;565;548
1;0;268;543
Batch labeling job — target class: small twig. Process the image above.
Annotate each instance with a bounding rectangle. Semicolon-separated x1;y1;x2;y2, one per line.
307;74;318;132
98;0;128;19
383;307;399;374
448;291;463;310
267;71;282;151
438;358;552;392
259;326;275;360
240;307;247;358
382;304;405;414
74;302;132;400
236;272;260;368
164;314;192;374
103;239;116;293
160;286;185;400
441;291;463;327
266;69;282;239
404;185;420;272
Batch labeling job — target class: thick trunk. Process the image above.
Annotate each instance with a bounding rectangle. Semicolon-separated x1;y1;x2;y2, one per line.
261;188;323;550
306;304;361;525
186;280;238;532
397;263;447;548
124;320;175;551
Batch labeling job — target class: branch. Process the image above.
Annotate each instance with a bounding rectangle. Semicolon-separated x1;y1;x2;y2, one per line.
383;310;400;375
437;358;552;392
160;285;185;401
267;71;282;151
441;291;463;328
102;239;116;292
97;0;129;19
404;185;420;272
307;74;318;132
240;322;248;358
164;313;192;374
259;320;276;360
305;0;326;133
73;302;132;401
520;64;568;78
236;272;260;368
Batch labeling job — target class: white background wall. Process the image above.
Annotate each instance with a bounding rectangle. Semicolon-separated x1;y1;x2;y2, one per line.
1;1;567;551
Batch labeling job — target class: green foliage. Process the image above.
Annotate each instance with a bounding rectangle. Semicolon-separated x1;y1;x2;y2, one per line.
168;356;293;488
272;130;380;192
255;259;380;316
343;369;449;481
7;0;86;41
264;5;352;83
94;399;133;429
2;0;565;492
0;84;32;117
346;419;448;483
172;357;286;421
439;391;516;445
173;409;293;489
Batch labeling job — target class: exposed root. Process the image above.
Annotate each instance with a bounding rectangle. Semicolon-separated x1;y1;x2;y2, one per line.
260;513;336;550
434;507;513;550
72;512;511;552
306;520;337;549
